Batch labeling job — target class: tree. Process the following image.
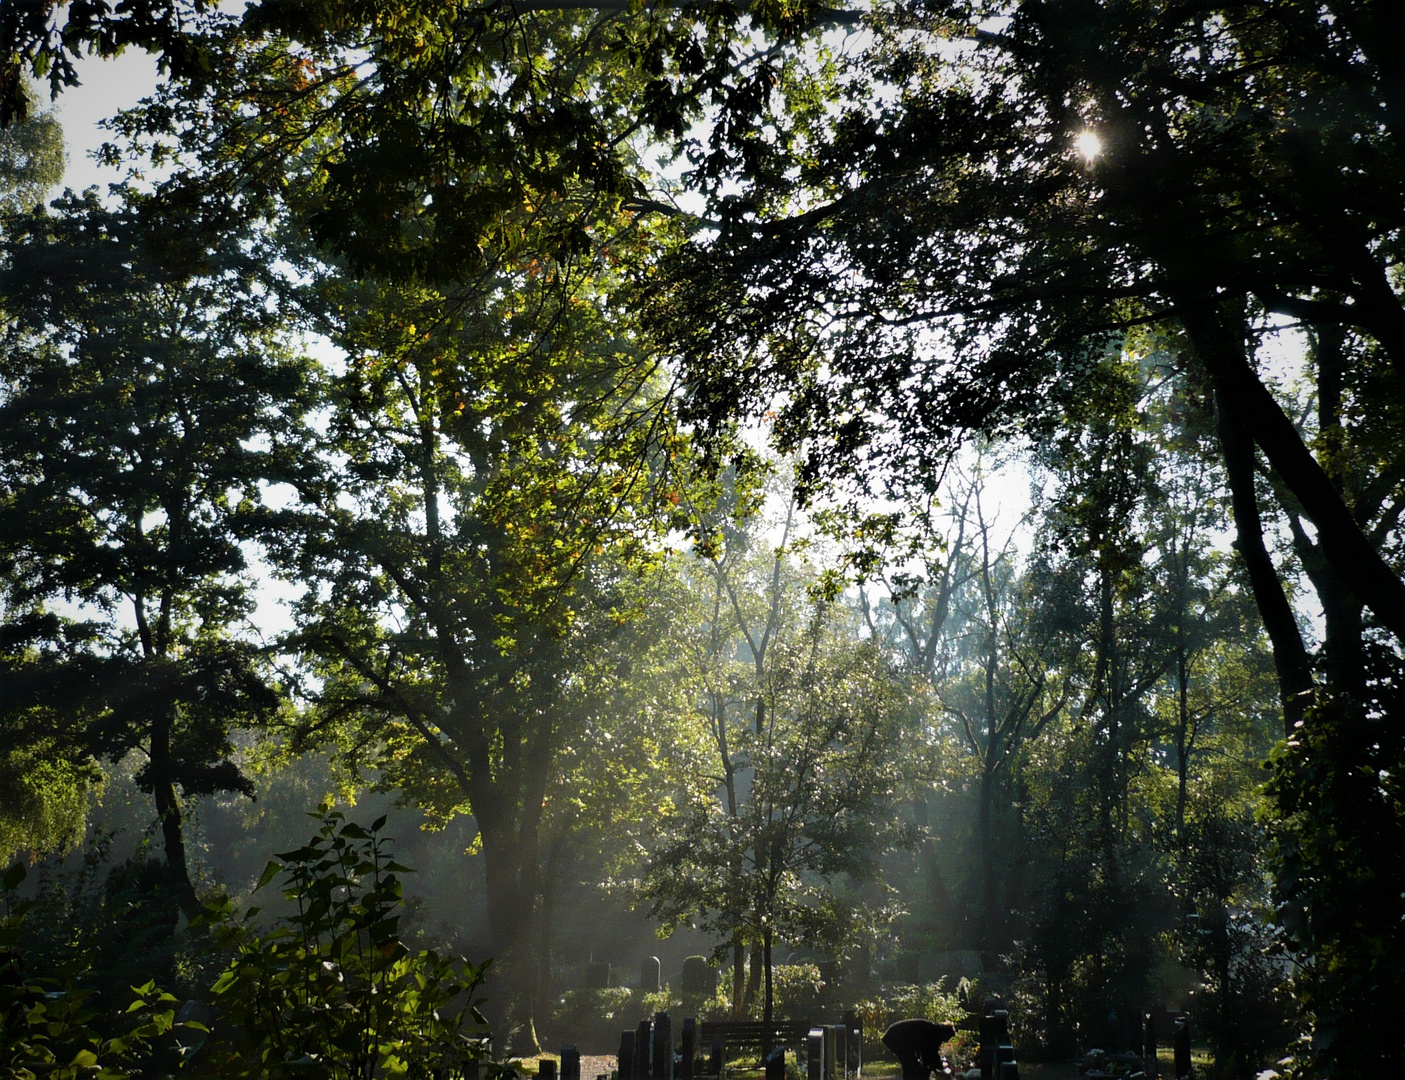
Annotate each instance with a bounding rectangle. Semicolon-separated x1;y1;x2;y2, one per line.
0;188;310;917
272;232;689;1042
640;487;913;1021
863;459;1063;954
651;2;1405;1069
0;82;63;213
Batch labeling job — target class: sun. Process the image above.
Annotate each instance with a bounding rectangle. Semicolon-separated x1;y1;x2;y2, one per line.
1074;129;1103;162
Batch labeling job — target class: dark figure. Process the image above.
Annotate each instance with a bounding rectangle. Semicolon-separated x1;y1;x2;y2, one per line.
882;1019;957;1080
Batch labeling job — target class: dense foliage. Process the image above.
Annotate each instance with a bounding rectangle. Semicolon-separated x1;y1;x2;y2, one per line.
2;0;1401;1076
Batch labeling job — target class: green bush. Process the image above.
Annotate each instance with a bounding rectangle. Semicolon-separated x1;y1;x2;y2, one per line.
550;987;634;1052
1;862;189;1080
769;965;826;1019
849;982;963;1054
549;986;681;1052
195;809;492;1080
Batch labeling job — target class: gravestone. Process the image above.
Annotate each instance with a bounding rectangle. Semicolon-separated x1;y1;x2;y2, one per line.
1173;1019;1191;1080
620;1031;637;1080
765;1046;786;1080
978;1013;1010;1080
636;1020;654;1080
561;1046;581;1080
1106;1010;1122;1054
681;957;716;998
586;962;611;989
826;1025;846;1080
540;1060;558;1080
843;1009;863;1080
996;1040;1018;1080
680;1017;697;1080
809;1028;827;1080
642;957;662;993
653;1013;674;1080
1143;1012;1157;1077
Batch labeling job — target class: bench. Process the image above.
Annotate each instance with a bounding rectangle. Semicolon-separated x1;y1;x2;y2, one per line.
695;1017;861;1080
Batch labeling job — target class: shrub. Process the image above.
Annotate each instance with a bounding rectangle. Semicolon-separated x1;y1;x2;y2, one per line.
196;809;492;1080
850;982;964;1055
1;861;188;1080
550;988;635;1052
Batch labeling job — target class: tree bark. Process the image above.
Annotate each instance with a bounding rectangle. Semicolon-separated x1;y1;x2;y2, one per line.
1175;290;1405;643
150;705;202;922
1174;292;1316;730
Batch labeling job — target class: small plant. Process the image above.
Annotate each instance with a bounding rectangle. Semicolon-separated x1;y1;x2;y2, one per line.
197;809;491;1080
1;862;187;1080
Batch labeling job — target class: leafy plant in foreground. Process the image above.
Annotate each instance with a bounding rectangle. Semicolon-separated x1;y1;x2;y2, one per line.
197;810;491;1080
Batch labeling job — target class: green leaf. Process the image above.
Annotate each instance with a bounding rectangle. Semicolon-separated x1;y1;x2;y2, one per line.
256;860;283;891
2;862;26;891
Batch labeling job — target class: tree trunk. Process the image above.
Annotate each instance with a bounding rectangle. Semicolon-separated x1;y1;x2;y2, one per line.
479;805;542;1051
1177;289;1405;642
731;934;746;1020
1175;293;1316;730
743;940;762;1018
149;697;201;922
762;925;773;1024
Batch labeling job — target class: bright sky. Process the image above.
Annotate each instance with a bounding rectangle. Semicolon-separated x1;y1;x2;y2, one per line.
46;51;161;196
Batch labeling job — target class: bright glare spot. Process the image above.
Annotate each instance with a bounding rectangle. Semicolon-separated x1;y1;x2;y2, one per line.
1075;130;1102;162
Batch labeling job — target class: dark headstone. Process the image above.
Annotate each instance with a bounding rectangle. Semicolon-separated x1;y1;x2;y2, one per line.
541;1060;558;1080
562;1046;581;1080
636;1020;653;1080
680;1018;697;1080
586;962;611;989
619;1031;637;1080
765;1045;786;1080
883;1019;956;1080
642;956;662;993
1143;1012;1157;1077
681;957;715;997
653;1013;674;1080
977;1013;1009;1080
1173;1019;1191;1080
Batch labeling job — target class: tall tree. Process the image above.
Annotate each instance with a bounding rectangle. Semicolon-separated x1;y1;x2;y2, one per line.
861;460;1061;954
641;487;913;1021
275;234;687;1042
0;188;310;917
0;82;63;213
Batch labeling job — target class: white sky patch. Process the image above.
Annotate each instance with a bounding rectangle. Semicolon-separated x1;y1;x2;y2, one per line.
46;51;162;197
